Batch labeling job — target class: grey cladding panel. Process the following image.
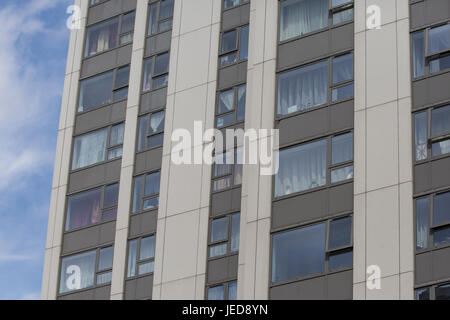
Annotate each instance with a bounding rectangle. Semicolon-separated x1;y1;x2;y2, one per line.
129;210;158;238
410;0;450;30
58;286;111;300
125;275;153;300
145;30;172;57
62;221;116;254
75;101;126;135
87;0;137;25
81;44;132;78
414;157;450;194
218;62;248;90
412;72;450;110
140;87;168;113
68;159;122;193
327;270;353;300
207;255;239;284
135;147;163;175
270;275;326;300
211;188;242;217
416;246;450;285
221;3;250;31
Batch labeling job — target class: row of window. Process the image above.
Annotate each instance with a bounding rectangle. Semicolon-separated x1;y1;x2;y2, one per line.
416;283;450;300
209;213;240;258
207;281;237;300
224;0;249;10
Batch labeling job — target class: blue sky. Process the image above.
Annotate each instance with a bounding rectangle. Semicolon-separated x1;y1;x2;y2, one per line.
0;0;72;299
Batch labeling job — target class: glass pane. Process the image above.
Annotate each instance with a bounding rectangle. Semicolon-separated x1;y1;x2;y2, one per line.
140;236;155;260
154;52;170;75
333;53;353;84
150;111;165;134
214;152;232;176
239;25;249;60
101;207;117;222
143;58;153;91
104;183;119;208
436;284;450;300
96;272;112;285
107;147;123;160
431;105;450;137
274;139;327;197
143;197;159;210
98;246;114;271
138;261;154;275
220;52;238;67
207;286;225;300
209;243;227;258
329;250;353;271
137;116;148;152
213;177;232;192
412;31;425;78
237;85;246;121
109;123;124;147
72;128;108;170
79;72;113;112
59;251;96;293
120;32;133;45
221;29;237;53
428;24;450;55
432;139;450;157
218;89;235;114
160;0;174;20
85;18;119;56
216;113;234;128
332;132;353;164
332;82;354;102
211;217;228;242
148;134;164;148
152;74;168;89
333;8;354;25
148;3;158;35
66;188;102;231
331;165;354;183
115;66;130;89
433;191;450;226
434;227;450;247
332;0;352;8
277;60;328;116
131;176;143;213
145;172;160;196
430;54;450;74
416;197;429;250
230;213;240;252
224;0;240;9
121;12;135;34
414;112;428;161
415;288;430;300
272;223;326;283
279;0;328;41
329;217;352;250
113;87;128;101
127;240;138;277
159;19;173;33
228;281;237;300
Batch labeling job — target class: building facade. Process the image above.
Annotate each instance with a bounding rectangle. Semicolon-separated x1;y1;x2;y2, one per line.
41;0;450;300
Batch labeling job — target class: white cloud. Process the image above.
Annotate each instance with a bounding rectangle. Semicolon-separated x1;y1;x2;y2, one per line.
20;292;41;300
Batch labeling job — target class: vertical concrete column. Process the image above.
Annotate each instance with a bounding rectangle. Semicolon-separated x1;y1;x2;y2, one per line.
41;0;89;300
353;0;414;300
152;0;221;300
238;0;278;300
110;0;149;300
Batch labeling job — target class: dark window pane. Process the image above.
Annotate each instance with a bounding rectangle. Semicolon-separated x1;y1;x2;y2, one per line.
332;82;354;102
140;236;155;260
428;24;450;55
97;272;112;284
416;197;429;250
115;66;130;88
113;87;128;101
132;176;143;213
145;172;160;196
230;213;240;252
143;197;159;210
436;284;450;300
329;216;352;250
272;223;326;282
59;251;96;293
332;132;353;165
79;72;113;112
431;105;450;137
101;207;117;222
98;246;114;271
218;89;234;114
137;116;148;152
221;30;237;53
160;0;174;20
237;85;246;121
224;0;239;9
66;188;102;231
333;53;353;84
412;31;425;78
434;227;450;247
430;54;450;74
104;184;119;208
433;192;450;226
415;287;430;300
85;18;119;56
208;286;224;300
121;12;135;34
211;217;228;243
228;281;237;300
127;240;138;277
414;112;428;161
240;25;249;60
154;53;170;75
152;74;168;89
329;250;353;271
148;133;164;148
148;3;158;35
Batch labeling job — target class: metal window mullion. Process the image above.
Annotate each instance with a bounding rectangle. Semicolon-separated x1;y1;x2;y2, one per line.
156;1;162;33
325;219;331;273
429;194;434;247
94;248;100;285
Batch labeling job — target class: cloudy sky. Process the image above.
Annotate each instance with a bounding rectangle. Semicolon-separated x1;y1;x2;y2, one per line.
0;0;72;299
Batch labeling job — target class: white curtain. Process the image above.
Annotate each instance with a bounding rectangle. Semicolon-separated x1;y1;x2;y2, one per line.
416;198;429;250
150;111;165;133
127;240;138;277
412;31;425;78
275;139;327;197
277;60;328;116
415;112;428;161
72;128;107;170
280;0;328;41
230;213;240;252
218;89;235;114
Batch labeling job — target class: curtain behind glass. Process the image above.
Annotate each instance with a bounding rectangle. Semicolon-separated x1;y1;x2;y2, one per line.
412;31;425;78
59;251;96;293
277;60;328;116
150;111;165;133
79;71;113;112
428;24;450;54
414;112;428;161
66;188;102;231
431;105;450;137
72;128;108;170
280;0;328;41
416;197;429;250
127;240;138;277
275;139;327;197
208;286;224;300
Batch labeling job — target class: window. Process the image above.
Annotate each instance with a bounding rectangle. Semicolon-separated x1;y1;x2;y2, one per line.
219;25;249;67
71;123;124;170
416;190;450;250
416;283;450;300
148;0;175;36
414;104;450;161
209;213;240;258
271;216;352;283
216;85;246;128
78;66;130;112
127;236;156;278
85;12;135;57
131;171;161;213
412;23;450;78
207;281;237;300
212;148;243;192
143;52;170;91
65;183;119;231
224;0;248;9
137;111;165;151
279;0;353;42
59;246;113;294
277;53;354;117
274;132;353;198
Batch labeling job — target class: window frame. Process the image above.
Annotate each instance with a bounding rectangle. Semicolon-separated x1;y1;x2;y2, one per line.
211;148;243;193
415;281;450;300
58;245;114;296
215;83;247;129
208;212;241;260
131;171;161;214
126;235;156;279
136;109;166;152
142;51;170;92
218;24;249;68
223;0;249;11
275;51;354;119
206;280;238;300
270;214;353;286
147;0;175;36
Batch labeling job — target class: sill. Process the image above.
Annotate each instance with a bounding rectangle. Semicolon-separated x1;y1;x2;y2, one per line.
77;99;128;118
412;68;450;82
218;59;248;71
83;41;133;61
415;152;450;166
131;207;159;216
269;267;353;289
146;28;173;39
57;282;112;298
70;156;122;174
142;84;168;94
64;218;116;235
216;120;246;131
